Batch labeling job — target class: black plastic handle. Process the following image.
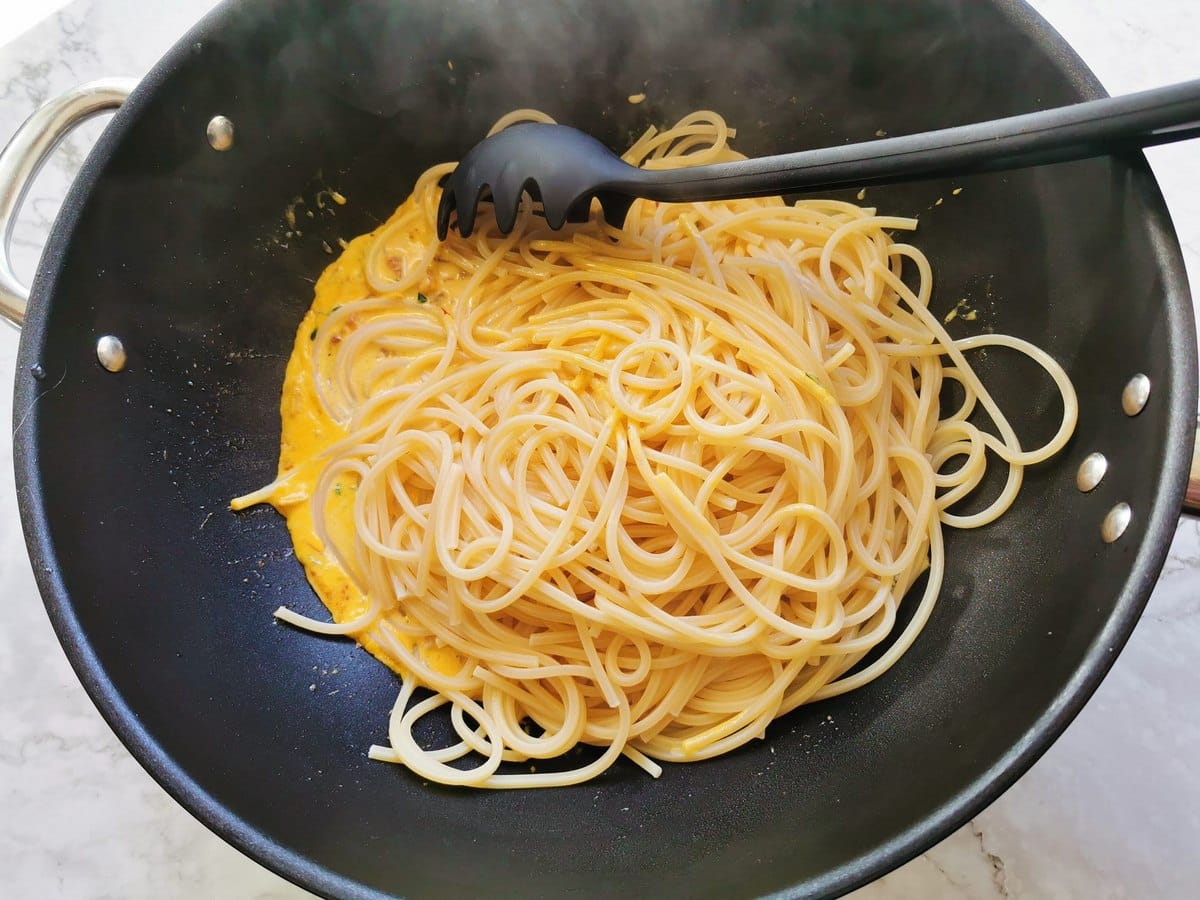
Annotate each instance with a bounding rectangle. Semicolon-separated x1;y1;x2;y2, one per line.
624;78;1200;201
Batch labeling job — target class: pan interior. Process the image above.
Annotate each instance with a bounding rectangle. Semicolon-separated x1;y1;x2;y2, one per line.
14;1;1195;898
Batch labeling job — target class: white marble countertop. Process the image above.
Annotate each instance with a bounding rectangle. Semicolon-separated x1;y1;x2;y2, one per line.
0;2;1196;898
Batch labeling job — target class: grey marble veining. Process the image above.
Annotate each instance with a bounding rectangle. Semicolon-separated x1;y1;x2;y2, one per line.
0;1;1196;898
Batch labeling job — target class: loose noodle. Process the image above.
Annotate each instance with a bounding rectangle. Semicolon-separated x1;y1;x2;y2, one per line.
233;110;1077;788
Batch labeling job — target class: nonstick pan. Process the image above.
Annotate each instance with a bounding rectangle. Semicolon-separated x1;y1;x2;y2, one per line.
2;1;1198;898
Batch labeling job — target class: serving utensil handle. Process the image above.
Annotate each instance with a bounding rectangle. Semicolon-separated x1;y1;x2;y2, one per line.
633;78;1200;202
0;78;136;329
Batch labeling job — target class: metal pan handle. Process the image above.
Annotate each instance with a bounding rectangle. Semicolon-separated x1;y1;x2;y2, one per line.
0;78;136;328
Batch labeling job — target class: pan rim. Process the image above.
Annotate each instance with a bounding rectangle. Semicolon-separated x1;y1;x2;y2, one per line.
10;1;1198;898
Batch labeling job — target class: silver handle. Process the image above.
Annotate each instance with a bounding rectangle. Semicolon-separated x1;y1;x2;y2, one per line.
0;78;137;329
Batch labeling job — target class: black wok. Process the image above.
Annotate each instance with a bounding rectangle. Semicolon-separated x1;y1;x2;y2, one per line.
3;1;1197;897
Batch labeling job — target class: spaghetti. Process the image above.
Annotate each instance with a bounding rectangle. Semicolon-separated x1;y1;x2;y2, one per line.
233;110;1077;788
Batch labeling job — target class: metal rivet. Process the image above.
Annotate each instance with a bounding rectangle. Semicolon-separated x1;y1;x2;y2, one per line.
1101;502;1132;543
206;115;234;151
96;335;127;372
1076;452;1108;492
30;363;45;381
1122;374;1150;416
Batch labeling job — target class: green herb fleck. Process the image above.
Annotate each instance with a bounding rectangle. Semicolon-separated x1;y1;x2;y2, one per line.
331;305;342;312
334;483;343;496
805;372;820;383
417;292;429;303
309;327;318;340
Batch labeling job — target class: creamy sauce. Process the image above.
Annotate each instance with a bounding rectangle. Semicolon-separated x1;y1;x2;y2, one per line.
242;199;461;677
